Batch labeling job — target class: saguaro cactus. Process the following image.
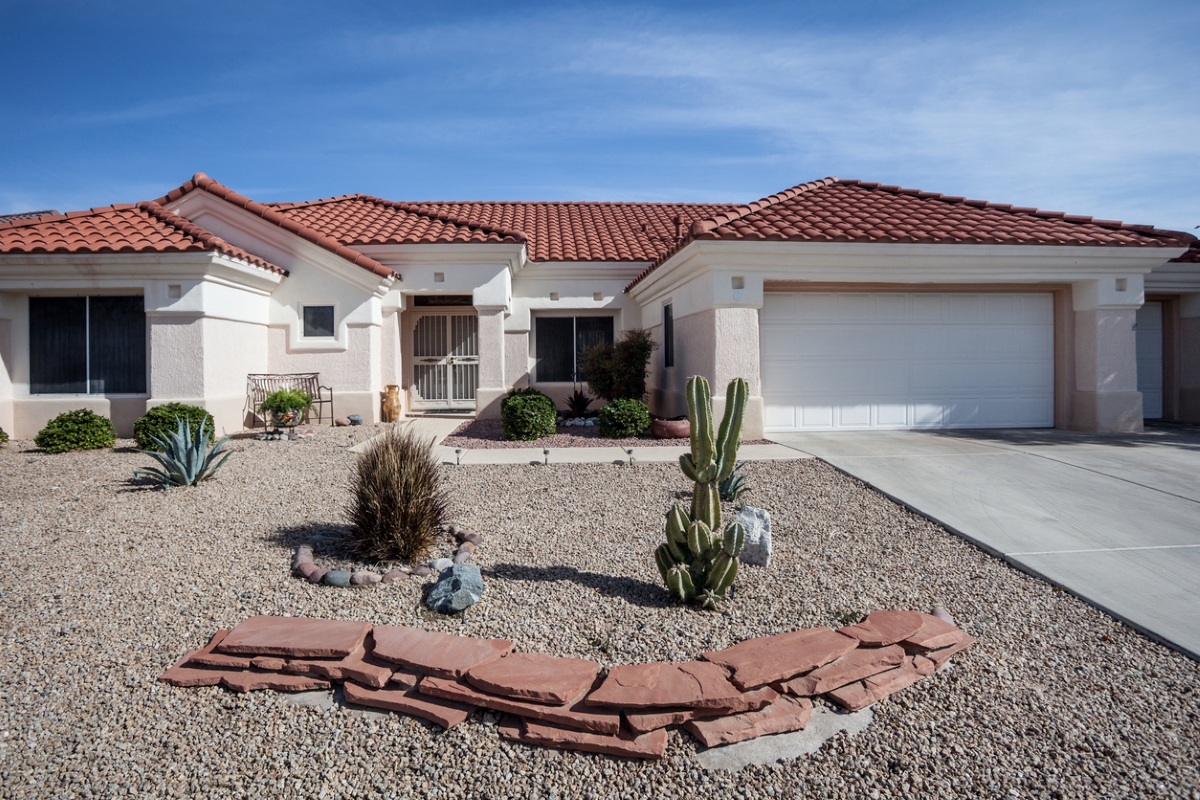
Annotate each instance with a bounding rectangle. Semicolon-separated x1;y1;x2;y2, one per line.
654;376;749;610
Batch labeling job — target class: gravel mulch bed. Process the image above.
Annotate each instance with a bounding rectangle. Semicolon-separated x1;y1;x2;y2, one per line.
0;429;1197;799
441;417;772;449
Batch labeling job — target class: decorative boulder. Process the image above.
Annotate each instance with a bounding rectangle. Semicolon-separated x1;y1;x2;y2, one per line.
426;564;484;614
431;557;454;573
347;415;363;425
734;505;771;567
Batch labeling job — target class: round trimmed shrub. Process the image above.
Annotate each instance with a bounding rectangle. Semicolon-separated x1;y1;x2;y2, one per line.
134;403;216;451
500;388;556;441
598;398;650;438
34;409;116;454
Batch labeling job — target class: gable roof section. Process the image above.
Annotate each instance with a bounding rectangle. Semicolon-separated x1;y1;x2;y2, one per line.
1170;241;1200;263
627;178;1197;290
270;196;738;262
0;202;288;275
155;174;395;280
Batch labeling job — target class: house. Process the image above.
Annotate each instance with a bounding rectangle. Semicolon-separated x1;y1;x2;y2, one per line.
0;173;1196;440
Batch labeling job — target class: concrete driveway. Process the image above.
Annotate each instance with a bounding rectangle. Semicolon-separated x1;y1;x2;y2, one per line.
769;426;1200;659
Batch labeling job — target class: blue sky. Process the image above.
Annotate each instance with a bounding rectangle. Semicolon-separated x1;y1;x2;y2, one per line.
1;0;1197;231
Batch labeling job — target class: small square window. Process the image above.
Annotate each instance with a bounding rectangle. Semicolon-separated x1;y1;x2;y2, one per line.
303;305;335;338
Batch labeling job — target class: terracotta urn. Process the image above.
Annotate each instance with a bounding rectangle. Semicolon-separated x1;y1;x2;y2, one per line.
383;384;402;422
650;416;690;439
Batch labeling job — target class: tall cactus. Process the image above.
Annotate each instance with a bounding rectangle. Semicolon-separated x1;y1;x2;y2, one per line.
655;376;749;610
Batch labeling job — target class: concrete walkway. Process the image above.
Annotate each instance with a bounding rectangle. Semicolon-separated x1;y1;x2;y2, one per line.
769;427;1200;660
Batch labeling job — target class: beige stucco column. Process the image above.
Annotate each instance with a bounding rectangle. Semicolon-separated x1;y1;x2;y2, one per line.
1071;279;1144;432
474;305;507;418
1178;293;1200;422
711;306;765;440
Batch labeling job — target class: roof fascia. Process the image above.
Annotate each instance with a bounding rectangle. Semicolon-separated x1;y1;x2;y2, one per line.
517;261;648;282
1146;260;1200;293
357;242;528;275
0;250;282;293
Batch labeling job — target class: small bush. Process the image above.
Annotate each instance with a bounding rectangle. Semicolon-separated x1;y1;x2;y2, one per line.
34;409;116;454
501;388;556;441
581;329;658;402
347;425;448;562
598;398;651;438
134;403;216;451
259;388;313;414
0;426;8;444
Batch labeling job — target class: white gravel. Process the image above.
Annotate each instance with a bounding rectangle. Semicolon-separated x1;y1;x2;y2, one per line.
0;427;1197;799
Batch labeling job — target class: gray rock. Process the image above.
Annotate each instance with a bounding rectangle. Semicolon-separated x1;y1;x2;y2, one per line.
431;558;454;573
452;550;471;564
734;504;772;567
425;564;484;614
323;569;352;587
347;415;363;425
411;565;432;577
381;569;408;584
350;570;382;585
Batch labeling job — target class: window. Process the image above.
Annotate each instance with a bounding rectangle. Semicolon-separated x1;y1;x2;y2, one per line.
663;303;674;368
535;315;614;382
29;295;146;394
302;305;335;338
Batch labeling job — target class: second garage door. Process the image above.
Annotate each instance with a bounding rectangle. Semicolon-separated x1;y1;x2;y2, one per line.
761;292;1054;431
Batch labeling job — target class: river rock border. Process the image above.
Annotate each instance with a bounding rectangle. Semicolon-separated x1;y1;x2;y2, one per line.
291;525;483;587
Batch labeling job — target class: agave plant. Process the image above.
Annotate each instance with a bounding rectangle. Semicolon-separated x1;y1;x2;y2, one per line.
564;386;594;418
134;417;231;488
719;462;750;504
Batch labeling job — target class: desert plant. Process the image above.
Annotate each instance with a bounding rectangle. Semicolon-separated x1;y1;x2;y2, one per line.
654;376;748;610
501;388;556;440
133;417;231;487
581;328;658;402
719;462;750;504
0;426;8;444
346;424;448;561
34;409;116;454
563;386;594;417
258;388;313;414
598;398;650;438
134;403;216;451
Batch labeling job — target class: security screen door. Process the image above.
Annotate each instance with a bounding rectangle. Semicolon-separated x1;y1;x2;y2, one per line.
410;312;479;410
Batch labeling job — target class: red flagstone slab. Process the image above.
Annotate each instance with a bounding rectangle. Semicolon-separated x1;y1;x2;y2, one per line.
189;650;253;670
217;615;371;658
824;681;875;712
702;628;858;690
342;680;474;729
371;625;514;678
466;652;599;705
902;613;966;651
838;610;924;647
498;716;668;760
282;636;395;689
221;672;330;693
624;686;779;734
585;660;742;709
421;676;621;734
389;667;424;690
778;644;906;696
825;655;934;711
923;634;977;669
684;695;813;747
250;656;287;671
158;631;231;687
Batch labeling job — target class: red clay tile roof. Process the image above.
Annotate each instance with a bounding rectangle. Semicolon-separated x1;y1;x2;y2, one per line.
627;178;1197;290
0;209;60;224
270;196;738;262
0;202;288;275
155;174;396;280
1170;240;1200;263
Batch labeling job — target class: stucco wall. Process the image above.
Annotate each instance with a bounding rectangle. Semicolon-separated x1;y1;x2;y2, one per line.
267;323;380;423
150;316;206;399
504;330;530;389
1072;307;1143;432
1178;295;1200;421
0;318;12;435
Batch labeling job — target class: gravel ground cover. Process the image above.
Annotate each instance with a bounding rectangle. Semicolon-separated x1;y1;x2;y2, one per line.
0;427;1197;799
441;417;772;449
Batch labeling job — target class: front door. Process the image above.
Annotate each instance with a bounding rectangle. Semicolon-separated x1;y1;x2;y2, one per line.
410;312;479;411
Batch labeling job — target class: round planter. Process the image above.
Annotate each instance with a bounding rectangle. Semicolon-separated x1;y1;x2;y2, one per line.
650;416;690;439
272;408;304;428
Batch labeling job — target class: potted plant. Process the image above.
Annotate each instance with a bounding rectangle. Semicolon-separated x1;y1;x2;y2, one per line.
259;388;313;428
650;414;690;439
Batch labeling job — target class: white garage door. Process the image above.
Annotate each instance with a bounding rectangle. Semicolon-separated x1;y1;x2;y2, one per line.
761;292;1055;431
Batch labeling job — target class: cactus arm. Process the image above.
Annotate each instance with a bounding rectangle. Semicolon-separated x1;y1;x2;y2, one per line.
687;376;714;471
679;453;700;482
655;545;676;583
715;379;748;482
723;521;746;557
667;564;696;601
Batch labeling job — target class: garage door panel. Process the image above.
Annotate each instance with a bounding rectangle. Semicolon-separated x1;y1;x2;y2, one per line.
761;292;1054;431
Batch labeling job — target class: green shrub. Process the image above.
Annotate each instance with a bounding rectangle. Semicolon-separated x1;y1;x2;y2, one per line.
347;425;448;562
34;409;116;454
258;388;313;414
134;403;216;451
598;398;650;438
0;426;8;444
500;388;556;441
581;329;658;402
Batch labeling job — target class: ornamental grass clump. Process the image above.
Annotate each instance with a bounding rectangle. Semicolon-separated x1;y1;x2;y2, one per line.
34;409;116;454
654;375;748;610
134;417;231;488
347;424;448;562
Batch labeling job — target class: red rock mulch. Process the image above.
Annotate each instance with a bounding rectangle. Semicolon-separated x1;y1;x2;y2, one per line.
440;418;773;450
159;610;975;759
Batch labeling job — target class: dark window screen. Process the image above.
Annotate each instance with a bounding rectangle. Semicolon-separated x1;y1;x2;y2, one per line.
574;316;613;381
303;305;335;337
663;304;674;368
535;317;574;382
89;296;146;394
30;297;87;393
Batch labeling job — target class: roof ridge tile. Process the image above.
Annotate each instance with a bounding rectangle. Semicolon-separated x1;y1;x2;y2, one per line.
136;201;288;276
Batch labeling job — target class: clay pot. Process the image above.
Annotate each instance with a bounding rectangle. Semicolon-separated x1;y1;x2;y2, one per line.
650;416;690;439
383;384;402;422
